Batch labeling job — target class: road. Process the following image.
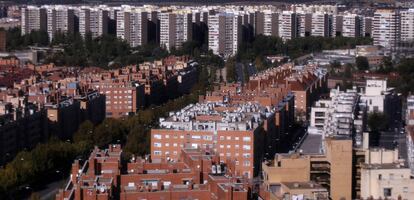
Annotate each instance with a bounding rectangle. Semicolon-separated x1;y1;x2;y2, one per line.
25;178;66;200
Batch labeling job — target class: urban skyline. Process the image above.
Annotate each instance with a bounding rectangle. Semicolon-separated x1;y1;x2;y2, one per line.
0;1;414;200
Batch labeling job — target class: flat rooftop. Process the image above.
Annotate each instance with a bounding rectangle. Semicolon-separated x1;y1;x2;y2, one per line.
298;134;323;154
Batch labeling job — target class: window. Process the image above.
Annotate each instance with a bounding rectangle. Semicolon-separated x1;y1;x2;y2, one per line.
243;153;251;158
192;135;201;140
235;137;239;140
173;151;178;155
173;143;177;147
403;187;408;193
378;174;382;180
154;151;161;155
180;135;184;139
153;134;162;139
227;145;231;149
165;143;169;147
154;143;162;147
220;145;224;149
383;188;392;197
243;145;251;150
226;136;231;140
243;161;250;166
226;153;231;157
220;136;224;140
235;145;240;149
243;137;251;142
204;135;212;141
165;135;170;139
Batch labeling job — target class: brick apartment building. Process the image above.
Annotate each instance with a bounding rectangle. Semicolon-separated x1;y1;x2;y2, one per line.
249;63;328;119
81;55;198;118
149;63;329;180
56;145;250;200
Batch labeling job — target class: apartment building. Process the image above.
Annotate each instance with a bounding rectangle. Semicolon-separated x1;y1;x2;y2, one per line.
0;105;48;166
406;96;414;175
298;13;311;37
90;81;145;118
360;79;402;125
208;12;242;57
261;137;353;200
56;145;250;200
116;7;148;47
79;7;109;38
21;6;47;35
80;56;197;118
311;13;332;37
401;9;414;42
362;16;373;37
249;63;328;118
46;6;75;41
261;10;279;37
278;11;298;40
160;12;192;51
360;148;414;199
333;13;361;37
308;88;366;142
151;102;269;178
373;9;401;55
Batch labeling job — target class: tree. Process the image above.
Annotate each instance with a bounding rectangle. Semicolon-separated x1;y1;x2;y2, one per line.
225;57;236;83
73;120;94;145
255;56;266;72
344;63;353;79
356;56;369;71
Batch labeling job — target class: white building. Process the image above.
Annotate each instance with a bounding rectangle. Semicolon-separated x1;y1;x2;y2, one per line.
116;7;148;47
160;12;192;51
262;10;279;37
308;88;366;141
342;13;361;38
373;9;401;55
21;6;47;35
279;11;298;40
46;6;75;41
360;79;390;113
360;148;414;200
311;12;331;37
208;12;242;57
401;9;414;42
79;7;109;38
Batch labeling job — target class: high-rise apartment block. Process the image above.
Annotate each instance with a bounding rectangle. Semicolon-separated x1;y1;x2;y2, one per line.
160;12;192;51
46;6;75;41
279;11;298;40
333;13;361;37
79;7;108;38
373;9;401;54
208;13;242;57
261;10;279;37
311;13;332;37
116;7;148;47
401;9;414;42
21;6;47;35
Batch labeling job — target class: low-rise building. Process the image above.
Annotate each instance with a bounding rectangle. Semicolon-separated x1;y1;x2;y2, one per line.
56;145;250;200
